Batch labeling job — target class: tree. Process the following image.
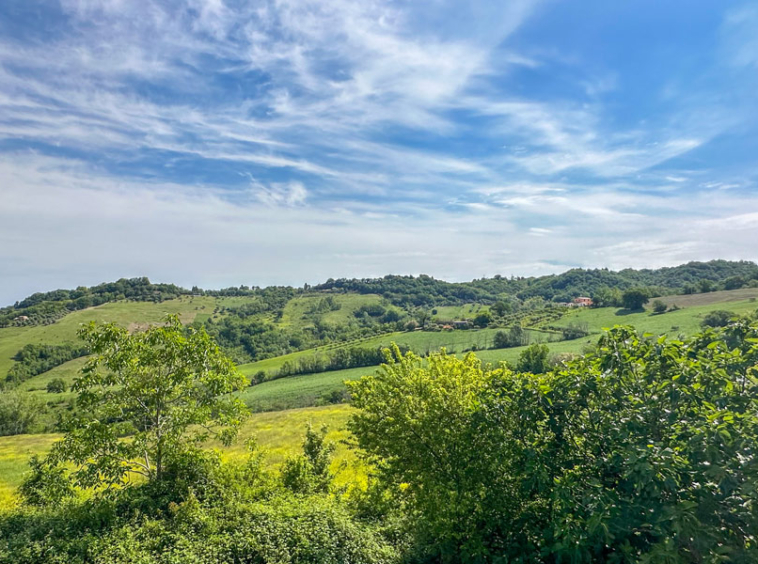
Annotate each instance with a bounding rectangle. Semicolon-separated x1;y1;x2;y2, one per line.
47;315;247;488
492;325;527;349
701;309;735;328
699;279;716;293
46;378;66;393
348;322;758;562
592;286;622;307
415;309;430;330
622;288;649;310
724;276;746;290
491;301;511;317
348;347;502;558
473;310;492;328
493;330;510;349
516;343;550;373
281;424;335;494
652;299;667;314
0;392;42;436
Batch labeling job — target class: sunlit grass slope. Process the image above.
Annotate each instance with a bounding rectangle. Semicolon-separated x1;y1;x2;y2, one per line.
278;293;386;328
0;297;220;376
0;404;355;509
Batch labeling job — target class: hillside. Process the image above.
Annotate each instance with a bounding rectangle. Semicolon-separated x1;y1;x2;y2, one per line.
3;262;758;431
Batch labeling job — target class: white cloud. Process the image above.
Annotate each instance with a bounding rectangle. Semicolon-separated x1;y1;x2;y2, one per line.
1;153;757;305
0;1;756;302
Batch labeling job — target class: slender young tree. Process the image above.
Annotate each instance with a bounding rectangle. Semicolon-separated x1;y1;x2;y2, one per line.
49;315;247;488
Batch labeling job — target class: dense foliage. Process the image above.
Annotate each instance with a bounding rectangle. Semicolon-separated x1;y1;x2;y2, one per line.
0;392;44;436
201;308;403;365
5;344;88;388
349;319;758;562
4;436;400;564
276;345;411;379
44;315;247;488
316;260;758;305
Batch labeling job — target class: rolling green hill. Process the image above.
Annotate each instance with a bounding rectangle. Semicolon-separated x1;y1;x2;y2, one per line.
0;297;219;377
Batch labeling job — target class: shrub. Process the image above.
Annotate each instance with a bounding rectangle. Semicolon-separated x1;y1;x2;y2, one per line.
701;309;735;328
473;311;492;328
46;378;66;393
516;343;550;373
0;392;43;436
349;321;758;562
652;299;667;313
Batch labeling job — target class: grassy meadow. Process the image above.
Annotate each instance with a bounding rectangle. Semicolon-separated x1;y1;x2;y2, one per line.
552;291;758;336
278;293;387;328
0;296;221;376
0;404;356;509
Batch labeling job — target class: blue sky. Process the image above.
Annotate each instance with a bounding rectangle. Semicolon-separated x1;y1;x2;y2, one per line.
1;0;757;304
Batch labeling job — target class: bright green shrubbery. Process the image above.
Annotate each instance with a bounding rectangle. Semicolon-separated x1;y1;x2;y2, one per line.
349;319;758;562
5;318;758;563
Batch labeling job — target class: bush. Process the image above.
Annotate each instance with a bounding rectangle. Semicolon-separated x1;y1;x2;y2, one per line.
701;309;735;328
0;392;43;436
492;325;527;349
281;424;334;494
652;299;667;314
516;343;550;373
349;321;758;562
46;378;66;393
473;311;492;328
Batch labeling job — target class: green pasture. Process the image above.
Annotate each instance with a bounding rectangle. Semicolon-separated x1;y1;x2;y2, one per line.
237;327;552;378
430;303;489;320
0;404;356;509
240;366;375;412
0;297;220;377
552;296;758;337
278;293;386;328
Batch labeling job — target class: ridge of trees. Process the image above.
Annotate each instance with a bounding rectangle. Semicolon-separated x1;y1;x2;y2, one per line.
5;261;757;323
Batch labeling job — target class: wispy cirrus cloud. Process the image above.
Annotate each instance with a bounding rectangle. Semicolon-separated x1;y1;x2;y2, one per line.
0;0;757;303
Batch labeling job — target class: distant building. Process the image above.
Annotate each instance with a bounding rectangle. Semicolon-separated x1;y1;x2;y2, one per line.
453;320;471;328
573;297;593;307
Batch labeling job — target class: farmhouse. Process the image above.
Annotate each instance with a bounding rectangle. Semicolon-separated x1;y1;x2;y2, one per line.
13;315;30;322
573;297;593;307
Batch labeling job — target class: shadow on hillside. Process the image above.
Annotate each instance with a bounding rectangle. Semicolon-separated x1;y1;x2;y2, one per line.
614;308;645;316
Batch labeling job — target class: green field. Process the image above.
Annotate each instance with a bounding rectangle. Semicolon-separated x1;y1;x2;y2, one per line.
240;366;375;412
0;404;356;509
238;327;552;377
431;304;490;320
552;294;758;337
278;293;386;328
0;297;223;377
237;290;758;414
3;288;757;508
